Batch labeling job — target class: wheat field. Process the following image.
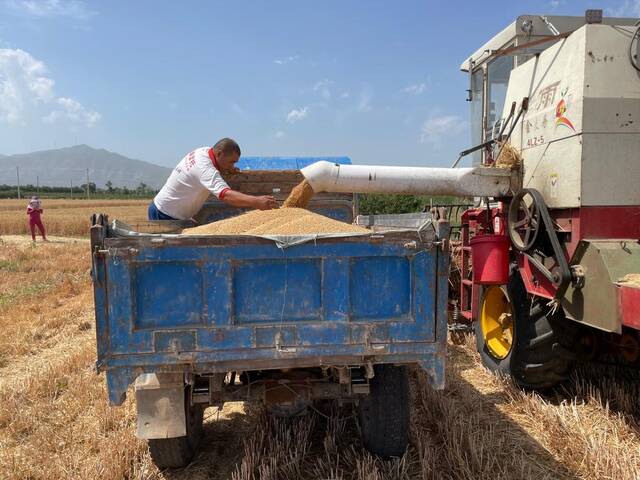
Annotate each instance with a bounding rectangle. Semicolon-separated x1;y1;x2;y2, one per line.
0;199;150;236
0;226;639;479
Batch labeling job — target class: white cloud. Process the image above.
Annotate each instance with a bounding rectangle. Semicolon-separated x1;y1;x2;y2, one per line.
606;0;640;16
286;106;308;123
420;114;467;146
357;86;372;112
548;0;560;9
275;130;285;138
0;48;54;123
273;55;299;65
43;96;101;126
340;91;350;99
5;0;96;19
0;48;100;127
403;83;427;95
29;76;55;100
313;79;332;100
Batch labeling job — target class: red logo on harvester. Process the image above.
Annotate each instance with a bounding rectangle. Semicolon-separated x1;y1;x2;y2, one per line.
555;89;575;132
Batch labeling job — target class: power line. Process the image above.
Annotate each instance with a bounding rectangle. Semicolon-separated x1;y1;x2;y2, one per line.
16;166;20;200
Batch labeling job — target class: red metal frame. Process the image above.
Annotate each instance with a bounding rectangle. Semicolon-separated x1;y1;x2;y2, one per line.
460;205;640;328
618;285;640;330
519;206;640;301
459;205;506;322
554;206;640;258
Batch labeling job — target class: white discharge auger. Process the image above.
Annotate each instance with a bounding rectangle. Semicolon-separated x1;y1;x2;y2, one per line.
301;161;517;198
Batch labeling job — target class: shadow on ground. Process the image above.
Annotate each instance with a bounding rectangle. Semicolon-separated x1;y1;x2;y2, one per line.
157;344;581;479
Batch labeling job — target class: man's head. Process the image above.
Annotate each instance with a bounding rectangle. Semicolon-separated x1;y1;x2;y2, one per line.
213;138;241;172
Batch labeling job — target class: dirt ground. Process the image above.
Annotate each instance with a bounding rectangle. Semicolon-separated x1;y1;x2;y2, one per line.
1;235;639;480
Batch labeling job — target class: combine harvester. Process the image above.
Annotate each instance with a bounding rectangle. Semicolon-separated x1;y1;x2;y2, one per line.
303;10;640;388
91;11;639;469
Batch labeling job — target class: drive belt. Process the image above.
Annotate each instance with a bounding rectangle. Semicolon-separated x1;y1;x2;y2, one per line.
520;188;572;299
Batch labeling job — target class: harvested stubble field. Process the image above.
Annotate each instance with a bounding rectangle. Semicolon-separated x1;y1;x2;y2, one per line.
1;235;640;480
0;199;150;237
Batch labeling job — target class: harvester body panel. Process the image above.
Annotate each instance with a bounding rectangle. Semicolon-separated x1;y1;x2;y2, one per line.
502;24;640;209
562;240;640;333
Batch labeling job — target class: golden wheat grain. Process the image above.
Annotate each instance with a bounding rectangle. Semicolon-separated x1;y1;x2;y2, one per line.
282;180;315;208
182;207;368;236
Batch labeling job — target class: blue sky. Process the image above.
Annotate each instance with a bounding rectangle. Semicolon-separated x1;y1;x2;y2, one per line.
0;0;638;168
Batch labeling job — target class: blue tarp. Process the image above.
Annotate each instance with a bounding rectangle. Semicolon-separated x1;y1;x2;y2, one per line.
236;156;351;170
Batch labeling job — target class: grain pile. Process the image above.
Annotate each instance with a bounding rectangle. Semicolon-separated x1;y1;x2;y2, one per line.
619;273;640;287
282;179;315;208
182;207;368;236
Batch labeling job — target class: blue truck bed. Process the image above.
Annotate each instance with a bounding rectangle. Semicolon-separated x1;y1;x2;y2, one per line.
90;219;449;406
90;158;450;466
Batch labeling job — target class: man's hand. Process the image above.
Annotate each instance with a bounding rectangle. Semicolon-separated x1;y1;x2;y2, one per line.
222;190;278;210
254;195;278;210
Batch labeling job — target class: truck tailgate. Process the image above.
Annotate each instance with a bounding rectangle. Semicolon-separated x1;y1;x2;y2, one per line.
91;224;448;404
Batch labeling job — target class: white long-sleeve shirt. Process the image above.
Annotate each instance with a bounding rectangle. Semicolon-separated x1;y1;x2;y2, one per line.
153;147;231;220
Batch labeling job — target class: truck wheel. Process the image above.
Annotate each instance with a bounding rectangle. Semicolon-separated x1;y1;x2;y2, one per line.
475;273;575;390
358;364;409;459
147;395;204;469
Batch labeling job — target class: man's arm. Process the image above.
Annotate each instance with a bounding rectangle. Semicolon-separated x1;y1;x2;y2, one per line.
222;190;278;210
196;155;277;210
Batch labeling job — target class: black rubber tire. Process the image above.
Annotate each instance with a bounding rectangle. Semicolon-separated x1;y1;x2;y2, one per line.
476;273;576;390
358;364;409;459
147;395;204;469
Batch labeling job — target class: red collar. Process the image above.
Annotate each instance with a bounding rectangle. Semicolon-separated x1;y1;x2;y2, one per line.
208;147;221;170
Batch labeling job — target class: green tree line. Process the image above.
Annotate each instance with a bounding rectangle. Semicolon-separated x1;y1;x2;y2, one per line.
358;194;468;215
0;182;158;199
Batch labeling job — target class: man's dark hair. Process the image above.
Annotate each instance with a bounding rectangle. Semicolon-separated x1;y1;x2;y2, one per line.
214;138;241;156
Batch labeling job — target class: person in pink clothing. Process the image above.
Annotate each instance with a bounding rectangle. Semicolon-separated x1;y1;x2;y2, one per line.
27;196;48;242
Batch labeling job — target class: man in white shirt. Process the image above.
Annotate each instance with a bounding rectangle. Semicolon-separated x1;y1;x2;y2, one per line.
149;138;277;220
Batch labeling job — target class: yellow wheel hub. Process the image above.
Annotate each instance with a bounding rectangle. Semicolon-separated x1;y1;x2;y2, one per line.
480;286;514;360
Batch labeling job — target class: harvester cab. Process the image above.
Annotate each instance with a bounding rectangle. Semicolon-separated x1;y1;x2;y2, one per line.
460;12;639;164
456;11;640;388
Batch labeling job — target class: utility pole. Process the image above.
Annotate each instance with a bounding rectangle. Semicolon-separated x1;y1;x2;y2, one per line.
36;175;39;195
16;166;20;200
70;179;73;200
86;168;90;200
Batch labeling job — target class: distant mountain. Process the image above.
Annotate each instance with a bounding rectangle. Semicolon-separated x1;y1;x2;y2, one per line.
0;145;171;189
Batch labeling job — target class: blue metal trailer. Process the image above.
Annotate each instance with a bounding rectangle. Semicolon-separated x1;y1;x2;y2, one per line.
90;160;449;468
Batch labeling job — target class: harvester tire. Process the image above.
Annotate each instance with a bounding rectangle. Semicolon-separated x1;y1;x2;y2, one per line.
147;398;204;469
358;364;409;459
476;273;575;390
